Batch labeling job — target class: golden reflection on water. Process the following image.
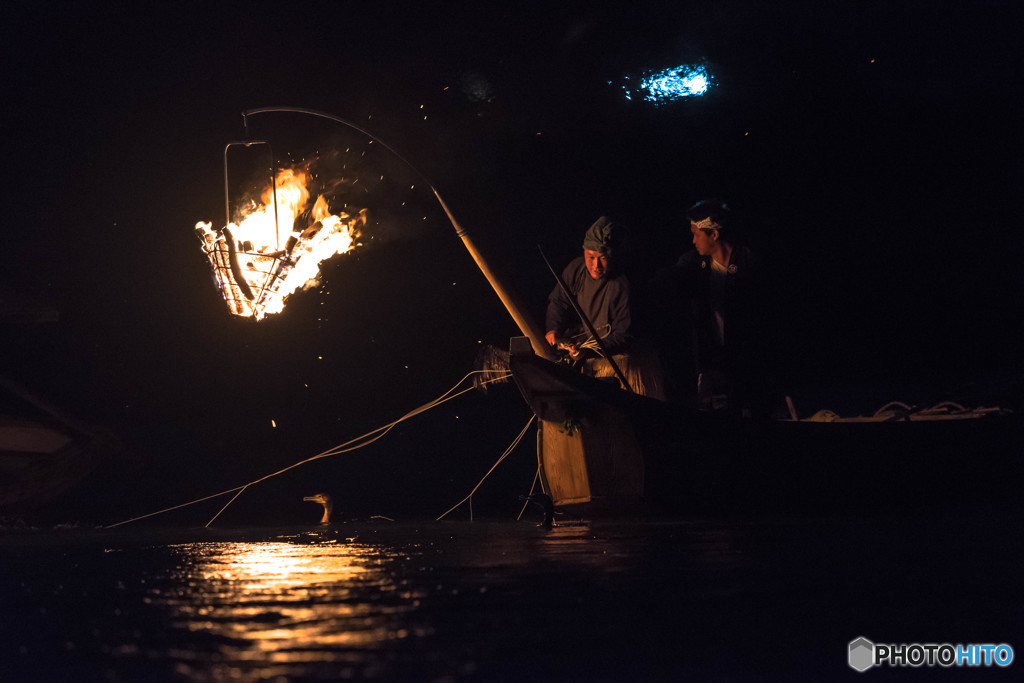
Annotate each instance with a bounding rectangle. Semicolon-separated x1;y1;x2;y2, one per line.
153;538;427;678
534;523;634;567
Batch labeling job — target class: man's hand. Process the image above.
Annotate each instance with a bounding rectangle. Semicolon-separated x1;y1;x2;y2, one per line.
547;330;582;359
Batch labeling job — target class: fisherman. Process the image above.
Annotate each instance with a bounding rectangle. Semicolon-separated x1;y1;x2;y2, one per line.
545;217;631;357
662;199;766;414
545;216;664;398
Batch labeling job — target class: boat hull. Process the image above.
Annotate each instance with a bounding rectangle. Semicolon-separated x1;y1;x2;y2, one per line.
510;351;1023;515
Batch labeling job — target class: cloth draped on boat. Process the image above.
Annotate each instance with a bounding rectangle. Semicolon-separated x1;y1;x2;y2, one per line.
587;346;666;401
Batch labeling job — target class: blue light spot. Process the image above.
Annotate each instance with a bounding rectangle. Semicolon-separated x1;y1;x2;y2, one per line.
623;63;711;105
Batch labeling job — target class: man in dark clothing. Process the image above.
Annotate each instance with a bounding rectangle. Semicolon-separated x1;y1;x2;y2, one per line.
545;217;664;398
545;216;632;358
664;200;765;413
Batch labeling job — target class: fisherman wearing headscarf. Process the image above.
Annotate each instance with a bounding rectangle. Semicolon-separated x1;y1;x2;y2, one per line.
545;216;632;358
663;199;766;413
545;217;664;398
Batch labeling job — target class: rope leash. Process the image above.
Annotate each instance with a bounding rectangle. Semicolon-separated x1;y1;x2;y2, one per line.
436;414;536;521
105;370;512;528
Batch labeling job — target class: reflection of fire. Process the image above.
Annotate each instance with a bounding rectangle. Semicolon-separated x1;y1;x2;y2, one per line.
159;541;428;677
195;168;366;319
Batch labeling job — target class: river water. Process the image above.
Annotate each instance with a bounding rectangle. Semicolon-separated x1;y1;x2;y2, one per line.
1;505;1021;681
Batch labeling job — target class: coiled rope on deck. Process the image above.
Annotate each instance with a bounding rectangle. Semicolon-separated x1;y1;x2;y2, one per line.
105;370;513;528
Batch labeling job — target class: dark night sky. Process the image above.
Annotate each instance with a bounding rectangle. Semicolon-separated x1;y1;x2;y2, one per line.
3;1;1023;523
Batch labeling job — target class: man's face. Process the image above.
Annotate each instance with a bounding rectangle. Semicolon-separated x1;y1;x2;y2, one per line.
583;248;611;279
690;221;718;256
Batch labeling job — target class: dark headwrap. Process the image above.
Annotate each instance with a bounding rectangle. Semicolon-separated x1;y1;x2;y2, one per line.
582;216;621;254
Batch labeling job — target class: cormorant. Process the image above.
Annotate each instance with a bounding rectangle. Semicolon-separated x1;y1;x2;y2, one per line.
303;493;333;524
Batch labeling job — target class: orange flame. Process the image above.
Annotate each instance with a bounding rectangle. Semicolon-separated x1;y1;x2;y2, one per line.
195;167;366;319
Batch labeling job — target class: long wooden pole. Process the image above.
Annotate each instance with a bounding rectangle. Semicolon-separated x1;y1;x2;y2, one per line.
432;190;556;360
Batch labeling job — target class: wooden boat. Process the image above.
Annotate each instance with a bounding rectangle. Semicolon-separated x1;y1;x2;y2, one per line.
505;343;1022;515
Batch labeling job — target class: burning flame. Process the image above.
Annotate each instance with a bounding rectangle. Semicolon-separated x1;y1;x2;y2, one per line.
195;167;366;319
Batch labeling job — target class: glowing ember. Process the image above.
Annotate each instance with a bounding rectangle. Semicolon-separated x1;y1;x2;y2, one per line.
195;167;366;319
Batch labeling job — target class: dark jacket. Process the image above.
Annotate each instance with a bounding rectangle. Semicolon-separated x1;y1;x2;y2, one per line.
545;257;632;354
659;244;771;411
670;245;760;375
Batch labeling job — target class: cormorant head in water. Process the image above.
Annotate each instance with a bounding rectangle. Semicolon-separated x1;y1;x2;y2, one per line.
303;493;333;524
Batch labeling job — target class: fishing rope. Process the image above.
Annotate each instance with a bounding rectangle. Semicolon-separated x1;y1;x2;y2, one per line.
104;370;511;528
206;484;250;528
436;414;536;521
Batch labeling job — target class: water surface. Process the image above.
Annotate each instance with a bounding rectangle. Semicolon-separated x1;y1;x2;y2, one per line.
1;507;1021;680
